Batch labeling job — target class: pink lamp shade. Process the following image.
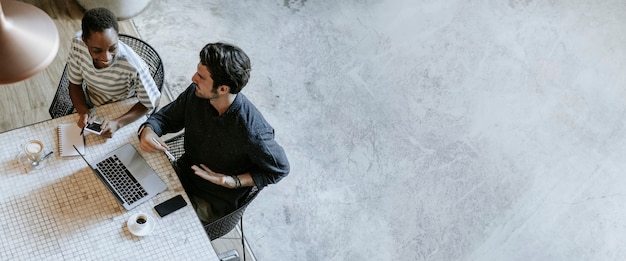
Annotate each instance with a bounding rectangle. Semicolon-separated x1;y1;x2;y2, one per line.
0;0;59;84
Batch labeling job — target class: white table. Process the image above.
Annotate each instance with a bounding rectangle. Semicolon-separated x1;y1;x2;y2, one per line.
0;99;218;260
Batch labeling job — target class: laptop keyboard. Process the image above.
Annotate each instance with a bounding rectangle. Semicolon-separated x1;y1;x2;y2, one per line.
96;155;148;205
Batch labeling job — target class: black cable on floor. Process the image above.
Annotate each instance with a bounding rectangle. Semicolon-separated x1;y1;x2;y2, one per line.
241;217;246;261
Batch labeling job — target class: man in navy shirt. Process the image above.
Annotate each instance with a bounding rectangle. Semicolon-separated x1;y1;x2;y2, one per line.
138;42;290;222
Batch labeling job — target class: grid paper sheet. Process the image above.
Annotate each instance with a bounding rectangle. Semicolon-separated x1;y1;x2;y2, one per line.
0;99;218;260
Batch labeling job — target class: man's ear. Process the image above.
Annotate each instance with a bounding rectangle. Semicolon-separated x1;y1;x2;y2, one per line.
218;85;230;94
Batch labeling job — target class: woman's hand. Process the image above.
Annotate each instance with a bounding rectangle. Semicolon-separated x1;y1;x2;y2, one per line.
77;113;89;129
100;119;120;138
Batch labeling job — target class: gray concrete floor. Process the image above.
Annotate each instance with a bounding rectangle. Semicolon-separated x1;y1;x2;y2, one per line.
132;1;626;260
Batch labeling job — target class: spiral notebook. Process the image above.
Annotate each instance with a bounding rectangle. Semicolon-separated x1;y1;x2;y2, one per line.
58;123;86;156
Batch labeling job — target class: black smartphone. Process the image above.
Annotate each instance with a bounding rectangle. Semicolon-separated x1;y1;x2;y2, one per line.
154;194;188;217
85;121;103;135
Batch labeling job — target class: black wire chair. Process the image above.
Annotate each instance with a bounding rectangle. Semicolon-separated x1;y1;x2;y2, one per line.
207;187;258;240
48;34;164;119
164;132;260;241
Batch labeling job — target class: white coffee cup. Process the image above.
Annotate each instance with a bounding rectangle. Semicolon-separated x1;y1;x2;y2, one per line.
134;214;149;229
24;140;44;165
127;212;155;236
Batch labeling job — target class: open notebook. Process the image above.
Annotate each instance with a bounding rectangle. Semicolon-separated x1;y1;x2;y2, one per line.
58;123;86;156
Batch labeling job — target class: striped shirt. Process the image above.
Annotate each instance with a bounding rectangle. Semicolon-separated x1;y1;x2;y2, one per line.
67;31;160;112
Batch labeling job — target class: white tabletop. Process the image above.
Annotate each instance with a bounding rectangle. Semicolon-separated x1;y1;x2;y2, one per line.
0;99;218;260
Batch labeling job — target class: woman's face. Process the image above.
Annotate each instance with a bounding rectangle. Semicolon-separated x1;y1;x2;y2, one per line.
83;28;118;69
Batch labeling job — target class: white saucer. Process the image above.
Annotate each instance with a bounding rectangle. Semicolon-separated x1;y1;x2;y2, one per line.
127;213;156;236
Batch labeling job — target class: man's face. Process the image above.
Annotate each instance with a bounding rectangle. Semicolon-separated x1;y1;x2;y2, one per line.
83;28;118;69
192;62;224;99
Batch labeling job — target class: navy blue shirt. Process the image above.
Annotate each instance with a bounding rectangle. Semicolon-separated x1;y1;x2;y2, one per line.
144;83;290;216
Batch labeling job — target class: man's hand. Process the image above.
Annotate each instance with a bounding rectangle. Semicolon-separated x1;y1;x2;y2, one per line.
191;164;238;188
138;126;168;153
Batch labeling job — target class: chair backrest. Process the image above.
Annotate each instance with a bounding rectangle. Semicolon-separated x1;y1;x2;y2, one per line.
164;133;260;240
164;132;185;160
204;186;259;240
48;34;164;119
118;34;164;93
48;64;79;119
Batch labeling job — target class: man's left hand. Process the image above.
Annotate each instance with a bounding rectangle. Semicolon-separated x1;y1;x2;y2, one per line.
191;164;237;188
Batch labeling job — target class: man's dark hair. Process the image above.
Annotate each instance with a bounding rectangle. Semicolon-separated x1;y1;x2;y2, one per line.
199;42;251;93
81;8;119;40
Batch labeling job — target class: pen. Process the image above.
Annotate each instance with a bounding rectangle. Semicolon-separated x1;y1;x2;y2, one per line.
164;150;176;161
152;137;176;161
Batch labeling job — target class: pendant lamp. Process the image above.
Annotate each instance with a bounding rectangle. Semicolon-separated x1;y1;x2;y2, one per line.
0;0;59;84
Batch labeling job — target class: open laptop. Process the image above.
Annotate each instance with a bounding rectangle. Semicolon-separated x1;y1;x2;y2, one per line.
74;143;167;210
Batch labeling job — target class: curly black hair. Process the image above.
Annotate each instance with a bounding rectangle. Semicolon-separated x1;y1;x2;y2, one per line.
81;8;119;40
199;42;251;94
